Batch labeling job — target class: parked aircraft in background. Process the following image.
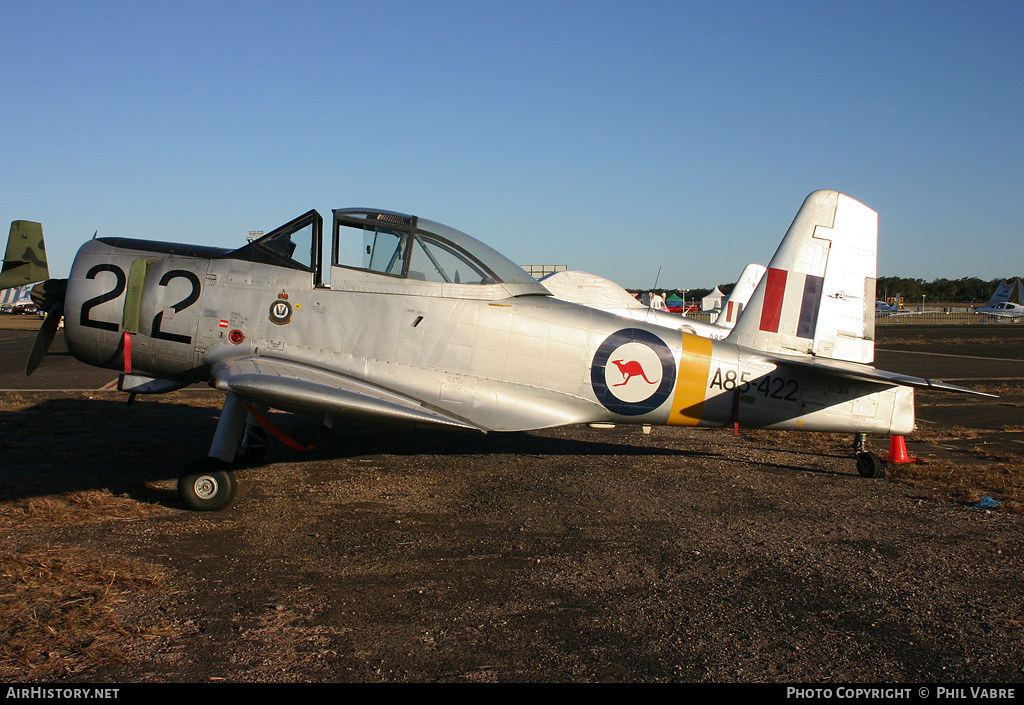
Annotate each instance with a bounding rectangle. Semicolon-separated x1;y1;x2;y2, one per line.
1;221;49;316
4;190;989;511
975;280;1024;319
1;221;48;288
0;285;35;311
876;294;902;314
713;263;766;329
540;263;765;340
874;293;924;317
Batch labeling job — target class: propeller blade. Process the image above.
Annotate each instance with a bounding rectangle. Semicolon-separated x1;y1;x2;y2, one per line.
29;277;67;311
26;301;63;376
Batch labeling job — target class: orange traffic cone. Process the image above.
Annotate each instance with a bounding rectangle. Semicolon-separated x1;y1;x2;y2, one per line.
885;435;916;463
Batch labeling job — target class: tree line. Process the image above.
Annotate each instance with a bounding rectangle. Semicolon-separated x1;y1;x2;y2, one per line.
630;276;1022;305
873;276;1022;304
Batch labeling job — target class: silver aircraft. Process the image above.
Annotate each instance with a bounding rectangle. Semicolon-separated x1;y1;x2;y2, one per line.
4;191;988;510
540;262;766;339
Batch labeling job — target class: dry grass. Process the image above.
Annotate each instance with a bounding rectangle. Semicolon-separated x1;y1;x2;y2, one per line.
908;425;984;442
0;490;176;681
966;380;1024;395
880;335;1015;347
0;544;176;680
886;457;1024;512
741;429;1024;512
0;489;169;529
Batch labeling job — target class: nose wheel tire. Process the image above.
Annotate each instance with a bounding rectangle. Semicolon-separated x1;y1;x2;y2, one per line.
179;460;237;511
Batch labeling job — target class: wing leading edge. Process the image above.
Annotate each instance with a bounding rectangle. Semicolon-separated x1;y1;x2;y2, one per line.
210;357;488;433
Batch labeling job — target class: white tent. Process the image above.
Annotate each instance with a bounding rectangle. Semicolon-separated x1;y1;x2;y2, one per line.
702;286;724;312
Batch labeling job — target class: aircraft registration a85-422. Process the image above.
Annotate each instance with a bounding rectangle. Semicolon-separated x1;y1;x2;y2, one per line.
3;190;989;511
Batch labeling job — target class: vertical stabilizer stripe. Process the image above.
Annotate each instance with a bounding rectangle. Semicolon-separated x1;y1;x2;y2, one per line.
796;274;824;339
759;267;787;333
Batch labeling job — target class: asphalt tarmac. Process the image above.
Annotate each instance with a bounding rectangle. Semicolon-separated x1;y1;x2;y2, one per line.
0;328;121;390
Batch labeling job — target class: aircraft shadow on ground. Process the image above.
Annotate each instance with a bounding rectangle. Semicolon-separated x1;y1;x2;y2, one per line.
0;396;854;507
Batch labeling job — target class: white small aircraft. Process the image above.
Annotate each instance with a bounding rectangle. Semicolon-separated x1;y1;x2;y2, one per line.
975;280;1024;319
874;293;923;317
540;263;766;340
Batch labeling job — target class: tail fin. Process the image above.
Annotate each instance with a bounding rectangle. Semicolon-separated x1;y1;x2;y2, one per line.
727;190;877;364
714;263;766;329
0;221;49;289
983;279;1024;308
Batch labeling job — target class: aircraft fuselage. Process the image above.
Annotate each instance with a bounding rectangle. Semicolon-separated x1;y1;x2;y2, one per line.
62;237;914;436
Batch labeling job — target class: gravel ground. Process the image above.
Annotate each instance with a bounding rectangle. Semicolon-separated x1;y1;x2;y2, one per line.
3;390;1022;683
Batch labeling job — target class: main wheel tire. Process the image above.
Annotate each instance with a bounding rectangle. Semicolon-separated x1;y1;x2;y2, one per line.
179;460;237;511
856;451;883;479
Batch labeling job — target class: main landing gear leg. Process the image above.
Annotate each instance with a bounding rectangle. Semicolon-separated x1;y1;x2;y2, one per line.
178;392;246;511
239;401;271;463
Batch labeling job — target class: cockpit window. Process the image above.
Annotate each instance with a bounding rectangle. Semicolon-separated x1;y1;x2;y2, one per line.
333;209;535;286
409;234;494;284
364;227;407;276
224;210;323;285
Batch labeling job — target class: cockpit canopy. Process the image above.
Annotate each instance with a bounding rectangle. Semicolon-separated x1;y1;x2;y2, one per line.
331;208;540;287
226;208;548;296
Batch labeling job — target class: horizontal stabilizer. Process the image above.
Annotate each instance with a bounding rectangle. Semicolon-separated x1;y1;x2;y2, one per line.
540;270;647;311
540;269;695;331
767;352;996;398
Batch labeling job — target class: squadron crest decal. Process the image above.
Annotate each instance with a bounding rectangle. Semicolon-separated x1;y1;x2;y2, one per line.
591;328;676;415
269;292;293;325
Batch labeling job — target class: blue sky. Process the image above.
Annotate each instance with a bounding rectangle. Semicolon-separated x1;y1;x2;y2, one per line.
4;0;1022;289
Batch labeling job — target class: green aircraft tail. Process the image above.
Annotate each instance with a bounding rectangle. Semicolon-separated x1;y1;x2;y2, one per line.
0;220;49;288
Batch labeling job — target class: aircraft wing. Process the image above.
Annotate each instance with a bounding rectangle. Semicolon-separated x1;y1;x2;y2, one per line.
210;356;488;432
763;353;997;397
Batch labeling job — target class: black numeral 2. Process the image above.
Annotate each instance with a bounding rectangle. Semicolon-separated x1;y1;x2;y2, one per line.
80;264;126;331
151;270;201;344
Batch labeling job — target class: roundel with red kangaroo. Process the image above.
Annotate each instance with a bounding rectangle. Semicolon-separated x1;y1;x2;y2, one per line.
591;328;676;416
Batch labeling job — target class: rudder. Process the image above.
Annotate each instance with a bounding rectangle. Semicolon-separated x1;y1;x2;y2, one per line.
727;190;877;364
0;221;49;289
